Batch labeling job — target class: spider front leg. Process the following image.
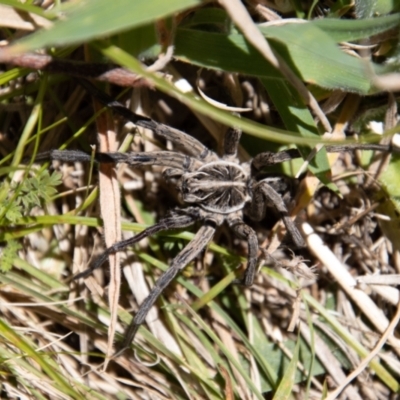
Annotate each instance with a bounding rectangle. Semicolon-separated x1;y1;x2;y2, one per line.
227;213;258;287
223;126;241;160
74;209;201;280
78;78;218;162
45;150;202;171
120;222;216;351
246;180;305;248
251;143;397;171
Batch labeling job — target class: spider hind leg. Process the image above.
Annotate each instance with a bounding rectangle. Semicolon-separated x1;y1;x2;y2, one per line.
120;223;216;350
227;214;258;287
246;180;305;248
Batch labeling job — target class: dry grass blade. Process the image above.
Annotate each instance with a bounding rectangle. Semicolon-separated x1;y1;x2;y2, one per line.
0;5;52;31
93;98;121;367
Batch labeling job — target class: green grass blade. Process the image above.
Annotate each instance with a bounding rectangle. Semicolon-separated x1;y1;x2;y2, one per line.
273;335;300;400
7;0;202;53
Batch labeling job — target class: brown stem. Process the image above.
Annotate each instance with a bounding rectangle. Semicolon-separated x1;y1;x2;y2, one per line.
1;53;153;88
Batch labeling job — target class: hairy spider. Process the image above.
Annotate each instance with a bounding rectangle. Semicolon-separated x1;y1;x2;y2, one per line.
43;80;396;350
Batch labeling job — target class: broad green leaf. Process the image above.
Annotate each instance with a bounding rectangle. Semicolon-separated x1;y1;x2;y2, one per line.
115;23;159;59
180;7;231;29
313;12;400;42
174;28;282;79
259;23;372;92
175;24;372;93
6;0;201;54
182;8;400;44
175;13;400;94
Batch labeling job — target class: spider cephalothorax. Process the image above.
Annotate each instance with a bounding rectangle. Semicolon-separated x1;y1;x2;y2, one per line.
180;160;251;213
44;80;395;351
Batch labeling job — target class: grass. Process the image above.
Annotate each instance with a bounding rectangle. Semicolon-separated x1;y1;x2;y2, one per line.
1;1;400;399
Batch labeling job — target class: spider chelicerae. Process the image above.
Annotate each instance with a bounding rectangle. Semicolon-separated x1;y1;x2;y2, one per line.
43;80;395;350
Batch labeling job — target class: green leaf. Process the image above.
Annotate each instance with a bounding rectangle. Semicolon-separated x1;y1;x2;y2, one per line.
0;169;62;224
180;7;231;30
0;240;22;273
115;23;159;59
38;170;62;201
259;23;375;93
174;24;374;93
6;0;202;54
313;12;400;42
175;28;281;79
250;317;325;393
376;155;400;253
0;204;22;223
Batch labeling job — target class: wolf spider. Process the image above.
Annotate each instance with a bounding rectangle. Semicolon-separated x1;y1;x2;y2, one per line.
43;80;395;350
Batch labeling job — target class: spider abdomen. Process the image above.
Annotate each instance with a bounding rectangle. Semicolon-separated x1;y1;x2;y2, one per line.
181;160;250;214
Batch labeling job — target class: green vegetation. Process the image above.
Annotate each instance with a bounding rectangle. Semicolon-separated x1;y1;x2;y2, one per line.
1;1;400;399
